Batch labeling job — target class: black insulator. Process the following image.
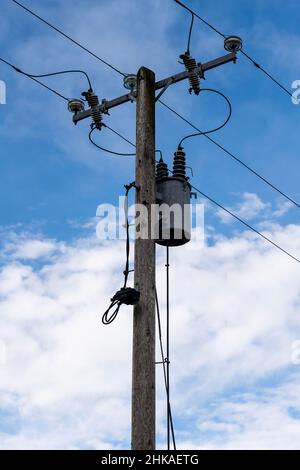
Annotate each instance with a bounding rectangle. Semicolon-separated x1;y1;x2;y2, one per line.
180;53;201;95
82;90;102;129
91;107;102;129
156;158;169;180
173;147;186;179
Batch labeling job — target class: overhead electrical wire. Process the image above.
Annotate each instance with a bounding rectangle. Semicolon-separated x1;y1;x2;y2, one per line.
174;0;226;39
173;0;300;104
157;158;299;263
186;12;194;54
89;126;136;157
178;88;232;148
159;98;300;210
191;184;300;264
17;69;93;91
165;246;171;451
11;0;126;78
103;124;137;151
89;125;165;163
240;50;300;104
155;287;176;451
0;56;69;101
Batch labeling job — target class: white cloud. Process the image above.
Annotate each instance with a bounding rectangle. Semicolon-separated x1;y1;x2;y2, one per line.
0;218;300;449
218;192;269;223
217;192;294;224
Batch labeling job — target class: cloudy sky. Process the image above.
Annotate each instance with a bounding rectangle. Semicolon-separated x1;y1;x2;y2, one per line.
1;0;300;450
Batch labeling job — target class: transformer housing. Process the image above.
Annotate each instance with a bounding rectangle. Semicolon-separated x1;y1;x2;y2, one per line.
155;151;191;247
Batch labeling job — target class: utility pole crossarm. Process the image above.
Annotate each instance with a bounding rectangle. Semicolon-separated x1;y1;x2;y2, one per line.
72;52;237;124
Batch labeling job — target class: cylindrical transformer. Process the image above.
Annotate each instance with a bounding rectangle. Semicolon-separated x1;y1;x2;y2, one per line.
155;176;192;247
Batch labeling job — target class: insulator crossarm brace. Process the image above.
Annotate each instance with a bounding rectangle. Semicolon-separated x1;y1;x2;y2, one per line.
73;52;237;124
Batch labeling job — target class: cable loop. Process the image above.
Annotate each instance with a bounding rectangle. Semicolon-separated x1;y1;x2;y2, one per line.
178;88;232;148
102;183;139;325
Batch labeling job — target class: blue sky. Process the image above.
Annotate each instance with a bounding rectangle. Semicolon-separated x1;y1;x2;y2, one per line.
1;0;300;450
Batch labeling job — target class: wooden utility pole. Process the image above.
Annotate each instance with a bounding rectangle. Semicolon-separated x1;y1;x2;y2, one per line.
131;67;156;450
71;49;237;450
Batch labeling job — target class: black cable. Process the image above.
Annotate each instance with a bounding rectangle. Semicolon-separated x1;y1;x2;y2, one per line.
104;124;136;150
102;182;139;325
0;57;69;101
240;50;300;105
191;184;300;264
174;0;299;105
18;69;92;91
174;0;226;39
159;99;300;210
11;0;126;77
178;88;232;148
166;246;171;450
89;126;136;157
155;287;176;450
89;125;165;162
186;12;194;54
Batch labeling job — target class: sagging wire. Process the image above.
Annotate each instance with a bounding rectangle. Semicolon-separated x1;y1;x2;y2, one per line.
89;125;165;162
0;57;95;106
13;68;92;91
178;88;232;148
102;182;140;325
0;56;69;101
89;125;136;157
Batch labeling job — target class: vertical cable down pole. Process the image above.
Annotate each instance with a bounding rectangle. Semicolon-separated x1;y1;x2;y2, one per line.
166;246;170;450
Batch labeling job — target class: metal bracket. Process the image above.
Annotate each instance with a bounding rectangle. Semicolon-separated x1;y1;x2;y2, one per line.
128;93;137;102
155;78;173;102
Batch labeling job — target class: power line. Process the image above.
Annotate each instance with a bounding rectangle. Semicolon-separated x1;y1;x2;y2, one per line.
155;287;176;450
89;126;136;157
174;0;225;39
89;124;165;162
186;12;194;54
191;183;300;264
11;0;126;77
104;124;136;150
173;0;300;104
0;57;69;101
165;246;171;451
159;99;300;210
240;50;300;104
19;69;92;91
